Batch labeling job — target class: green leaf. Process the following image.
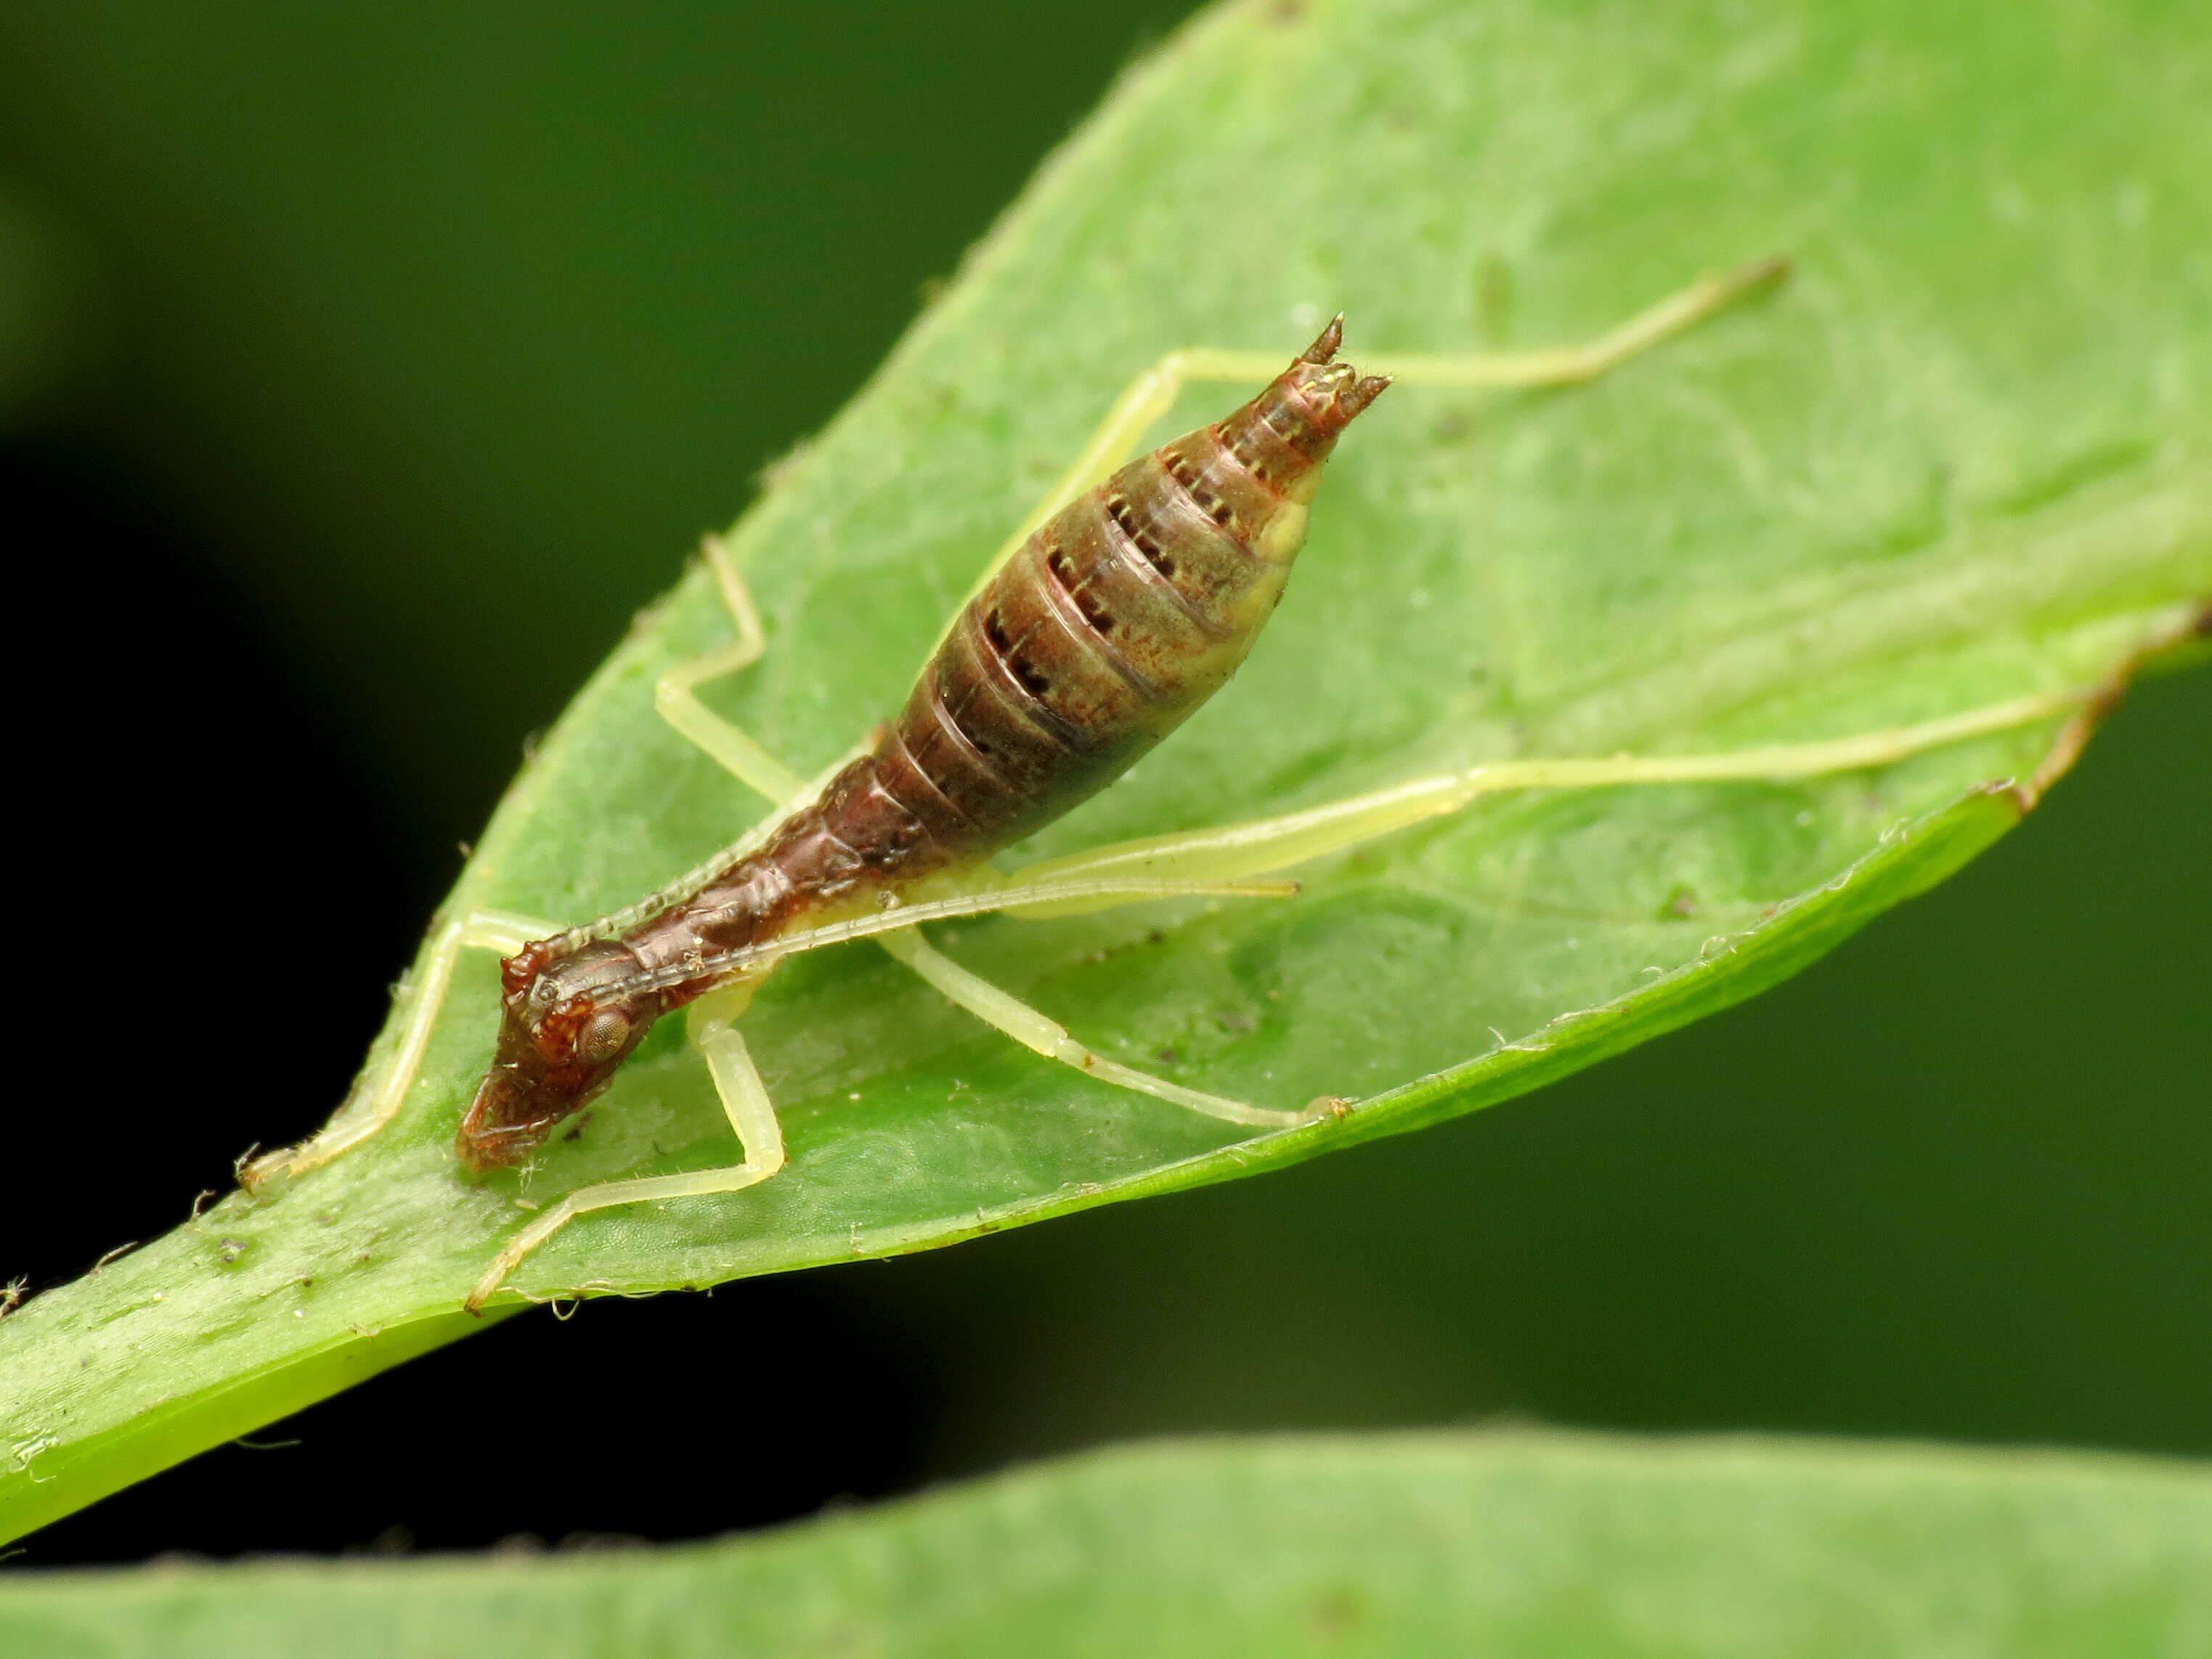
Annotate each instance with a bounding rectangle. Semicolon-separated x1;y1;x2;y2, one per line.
4;0;2207;1541
7;1432;2212;1655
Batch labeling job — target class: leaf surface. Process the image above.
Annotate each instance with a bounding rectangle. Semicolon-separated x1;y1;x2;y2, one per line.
4;0;2206;1541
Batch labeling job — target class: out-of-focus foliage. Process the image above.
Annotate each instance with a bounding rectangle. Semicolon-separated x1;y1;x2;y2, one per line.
7;1433;2212;1657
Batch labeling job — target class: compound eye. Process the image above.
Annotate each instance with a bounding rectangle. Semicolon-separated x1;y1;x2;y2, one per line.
576;1007;634;1066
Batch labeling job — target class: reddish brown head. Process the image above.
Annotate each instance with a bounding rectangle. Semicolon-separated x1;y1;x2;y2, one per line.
456;938;666;1173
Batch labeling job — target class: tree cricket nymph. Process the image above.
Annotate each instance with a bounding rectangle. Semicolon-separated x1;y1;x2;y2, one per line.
458;317;1388;1175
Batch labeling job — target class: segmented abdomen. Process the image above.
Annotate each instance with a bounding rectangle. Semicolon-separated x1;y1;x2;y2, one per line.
622;322;1388;990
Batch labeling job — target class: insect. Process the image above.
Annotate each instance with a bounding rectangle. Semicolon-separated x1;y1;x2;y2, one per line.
246;257;2081;1310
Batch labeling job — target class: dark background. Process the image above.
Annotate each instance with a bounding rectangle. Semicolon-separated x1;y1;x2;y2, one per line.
3;3;2205;1564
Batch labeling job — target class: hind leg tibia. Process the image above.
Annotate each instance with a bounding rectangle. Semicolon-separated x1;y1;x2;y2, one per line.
874;926;1333;1130
996;690;2086;906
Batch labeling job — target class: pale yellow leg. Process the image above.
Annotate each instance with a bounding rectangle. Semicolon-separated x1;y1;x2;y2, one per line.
611;690;2084;982
940;255;1789;628
996;690;2089;909
243;908;564;1188
655;532;810;807
874;928;1325;1130
566;532;852;945
468;981;785;1310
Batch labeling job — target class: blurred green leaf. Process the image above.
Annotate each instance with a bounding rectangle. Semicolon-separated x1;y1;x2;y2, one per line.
3;0;2206;1542
0;182;104;430
7;1432;2212;1656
